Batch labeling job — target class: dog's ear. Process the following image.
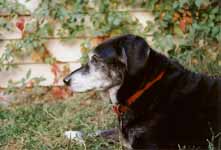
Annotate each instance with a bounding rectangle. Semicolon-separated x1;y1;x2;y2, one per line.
118;35;150;76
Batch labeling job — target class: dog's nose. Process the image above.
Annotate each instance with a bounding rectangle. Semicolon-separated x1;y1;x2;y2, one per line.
63;77;71;86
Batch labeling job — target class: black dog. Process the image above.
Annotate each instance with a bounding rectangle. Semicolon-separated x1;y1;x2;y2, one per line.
64;34;221;149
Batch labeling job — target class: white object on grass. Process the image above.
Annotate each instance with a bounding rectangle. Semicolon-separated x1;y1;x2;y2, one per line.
64;131;85;144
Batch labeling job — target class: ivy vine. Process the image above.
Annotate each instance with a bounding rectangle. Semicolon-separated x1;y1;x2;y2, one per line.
144;0;221;75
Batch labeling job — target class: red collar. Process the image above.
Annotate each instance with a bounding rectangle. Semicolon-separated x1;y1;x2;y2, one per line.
112;70;166;117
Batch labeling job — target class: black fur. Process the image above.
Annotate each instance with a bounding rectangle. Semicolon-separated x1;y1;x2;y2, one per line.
94;34;221;149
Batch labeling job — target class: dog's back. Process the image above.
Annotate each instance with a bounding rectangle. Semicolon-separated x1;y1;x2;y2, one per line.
165;71;221;146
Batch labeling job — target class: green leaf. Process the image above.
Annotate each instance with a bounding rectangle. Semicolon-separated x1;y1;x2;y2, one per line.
179;0;189;7
211;7;219;14
211;26;219;37
163;12;172;21
195;0;202;8
174;25;184;36
172;2;180;10
154;34;175;53
144;0;158;10
216;31;221;43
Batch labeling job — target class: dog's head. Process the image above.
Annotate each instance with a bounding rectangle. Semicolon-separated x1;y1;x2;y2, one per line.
63;34;150;92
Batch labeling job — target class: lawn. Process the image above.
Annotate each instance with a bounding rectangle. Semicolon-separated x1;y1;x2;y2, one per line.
0;92;121;150
0;89;220;150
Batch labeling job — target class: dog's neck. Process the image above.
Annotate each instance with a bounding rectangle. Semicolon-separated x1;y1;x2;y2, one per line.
108;50;178;106
116;50;170;105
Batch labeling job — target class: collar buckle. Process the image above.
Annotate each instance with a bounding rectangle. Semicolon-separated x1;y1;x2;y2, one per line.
112;104;128;117
112;70;166;117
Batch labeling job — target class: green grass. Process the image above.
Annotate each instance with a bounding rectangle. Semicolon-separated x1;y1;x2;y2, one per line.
0;92;121;150
1;89;220;150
